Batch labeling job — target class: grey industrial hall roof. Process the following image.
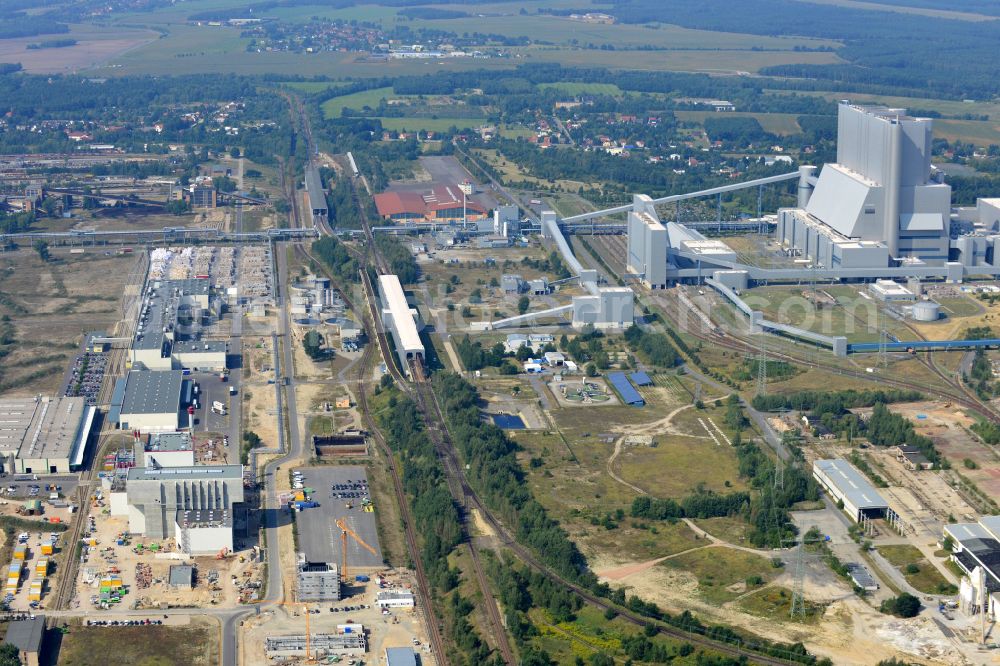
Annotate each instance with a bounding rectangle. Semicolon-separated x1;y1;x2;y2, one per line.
147;432;193;452
608;372;644;406
386;647;417;666
133;279;212;352
0;396;92;461
814;458;888;510
172;340;227;353
169;564;195;587
305;166;328;214
4;616;44;653
120;370;184;415
175;508;233;528
127;464;243;481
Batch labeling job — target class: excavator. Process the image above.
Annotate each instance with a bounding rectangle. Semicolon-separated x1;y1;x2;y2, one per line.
335;517;377;583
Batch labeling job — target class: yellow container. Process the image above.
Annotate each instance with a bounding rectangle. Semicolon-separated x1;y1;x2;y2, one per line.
35;560;48;576
12;546;26;561
40;544;53;555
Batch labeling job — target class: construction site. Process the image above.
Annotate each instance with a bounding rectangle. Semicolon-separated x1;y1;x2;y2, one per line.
69;501;264;611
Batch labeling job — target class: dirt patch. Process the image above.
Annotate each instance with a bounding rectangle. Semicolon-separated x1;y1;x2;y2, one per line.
0;26;158;73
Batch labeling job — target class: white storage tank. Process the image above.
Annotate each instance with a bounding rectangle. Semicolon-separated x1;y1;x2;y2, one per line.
912;300;940;322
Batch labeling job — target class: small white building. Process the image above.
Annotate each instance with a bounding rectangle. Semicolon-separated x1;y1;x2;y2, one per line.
137;432;195;468
375;589;415;610
868;279;915;302
175;508;233;556
544;352;565;366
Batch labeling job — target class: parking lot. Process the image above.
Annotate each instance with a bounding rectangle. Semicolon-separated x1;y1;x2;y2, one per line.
3;474;78;501
292;466;383;568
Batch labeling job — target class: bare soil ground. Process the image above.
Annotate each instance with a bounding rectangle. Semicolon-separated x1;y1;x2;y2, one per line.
0;249;139;397
0;26;157;73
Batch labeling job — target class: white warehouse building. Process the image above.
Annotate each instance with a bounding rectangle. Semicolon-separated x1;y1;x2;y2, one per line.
813;458;898;526
377;274;424;376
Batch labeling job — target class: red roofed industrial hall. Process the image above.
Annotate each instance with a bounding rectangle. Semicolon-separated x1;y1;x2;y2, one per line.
374;185;488;223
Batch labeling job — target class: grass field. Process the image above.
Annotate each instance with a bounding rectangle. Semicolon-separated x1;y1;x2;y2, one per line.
52;618;219;665
740;284;916;343
616;436;745;498
877;544;958;595
659;547;777;605
736;585;826;624
934;119;1000;147
934;295;984;318
320;86;394;118
675;111;803;135
375;117;483;132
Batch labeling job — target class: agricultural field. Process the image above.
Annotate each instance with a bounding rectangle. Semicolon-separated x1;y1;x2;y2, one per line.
0;24;157;73
0;248;139;397
321;86;394;118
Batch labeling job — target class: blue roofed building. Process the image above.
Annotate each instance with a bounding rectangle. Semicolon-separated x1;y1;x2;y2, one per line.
607;372;644;406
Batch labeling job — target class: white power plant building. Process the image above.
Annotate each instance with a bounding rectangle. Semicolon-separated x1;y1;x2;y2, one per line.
779;102;951;267
627;195;667;289
377;274;424;376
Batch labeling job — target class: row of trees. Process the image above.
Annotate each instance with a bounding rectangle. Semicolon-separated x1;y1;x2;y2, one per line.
374;235;418;284
751;388;923;414
623;324;679;368
374;393;505;663
310;236;359;285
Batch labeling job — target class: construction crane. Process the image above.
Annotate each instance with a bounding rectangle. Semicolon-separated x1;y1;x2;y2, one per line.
336;517;377;583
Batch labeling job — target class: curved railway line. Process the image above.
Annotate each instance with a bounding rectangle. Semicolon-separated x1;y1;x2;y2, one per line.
315;149;827;664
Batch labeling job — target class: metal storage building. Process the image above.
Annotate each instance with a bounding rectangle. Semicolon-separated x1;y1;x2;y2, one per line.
812;458;890;522
607;372;644;406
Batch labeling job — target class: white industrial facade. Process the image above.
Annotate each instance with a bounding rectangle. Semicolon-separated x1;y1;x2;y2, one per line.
375;589;415;609
125;465;244;540
0;396;96;474
943;518;1000;619
175;508;233;555
780;102;951;266
137;432;195;468
377;274;424;374
627;195;668;289
812;458;890;522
